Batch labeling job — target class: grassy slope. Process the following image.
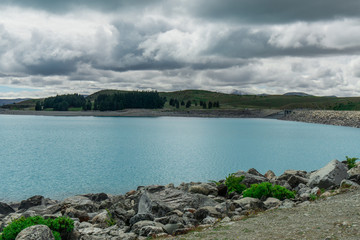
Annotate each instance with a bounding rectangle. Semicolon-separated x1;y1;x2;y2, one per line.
3;89;360;110
159;90;360;110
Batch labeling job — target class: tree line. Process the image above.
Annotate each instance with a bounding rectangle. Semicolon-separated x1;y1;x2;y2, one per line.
169;98;220;109
36;94;85;111
93;91;166;111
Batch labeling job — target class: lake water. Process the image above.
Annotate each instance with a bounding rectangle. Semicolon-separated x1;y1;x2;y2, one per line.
0;115;359;202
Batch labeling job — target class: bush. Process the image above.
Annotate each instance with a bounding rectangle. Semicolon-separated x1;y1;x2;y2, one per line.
345;156;359;169
243;182;295;200
225;174;246;194
0;216;74;240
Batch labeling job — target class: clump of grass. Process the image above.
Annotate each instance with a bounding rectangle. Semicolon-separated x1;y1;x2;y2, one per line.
345;156;359;169
225;174;246;194
106;209;116;227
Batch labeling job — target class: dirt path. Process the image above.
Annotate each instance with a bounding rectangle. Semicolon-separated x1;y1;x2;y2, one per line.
169;189;360;240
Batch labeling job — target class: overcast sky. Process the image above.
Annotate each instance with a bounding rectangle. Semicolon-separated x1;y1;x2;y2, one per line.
1;0;360;98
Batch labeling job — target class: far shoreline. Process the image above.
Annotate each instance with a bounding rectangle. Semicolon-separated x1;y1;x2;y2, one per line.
0;108;282;118
1;108;360;128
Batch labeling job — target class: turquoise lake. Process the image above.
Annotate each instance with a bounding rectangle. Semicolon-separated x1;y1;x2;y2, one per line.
0;115;359;202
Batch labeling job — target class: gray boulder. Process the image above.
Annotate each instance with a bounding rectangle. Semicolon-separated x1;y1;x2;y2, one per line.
232;197;264;210
233;171;267;187
63;207;90;222
340;179;360;189
348;166;360;177
163;223;183;235
287;175;309;188
0;202;15;215
308;160;348;189
349;174;360;184
263;197;281;209
18;195;44;210
62;195;98;212
247;168;264;177
136;185;217;218
189;183;218;196
129;213;154;226
82;193;109;202
131;220;164;235
15;225;54;240
194;206;222;221
264;170;276;180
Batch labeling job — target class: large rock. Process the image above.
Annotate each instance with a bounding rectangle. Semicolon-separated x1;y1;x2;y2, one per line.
15;225;54;240
216;184;227;197
247;168;264;177
189;183;218;196
0;202;15;215
233;171;267;187
349;174;360;184
62;195;98;212
63;207;90;222
131;220;164;236
263;197;281;209
286;175;309;188
18;195;44;210
308;160;348;189
264;170;276;180
82;193;109;202
136;185;217;218
232;197;264;210
194;206;222;221
348;166;360;177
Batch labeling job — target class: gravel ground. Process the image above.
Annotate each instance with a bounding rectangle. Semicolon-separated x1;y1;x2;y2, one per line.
168;189;360;240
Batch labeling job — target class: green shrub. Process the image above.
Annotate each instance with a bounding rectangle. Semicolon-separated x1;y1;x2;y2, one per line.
46;216;74;239
309;194;318;201
345;156;359;169
225;174;246;194
0;216;74;240
243;182;295;200
271;185;295;200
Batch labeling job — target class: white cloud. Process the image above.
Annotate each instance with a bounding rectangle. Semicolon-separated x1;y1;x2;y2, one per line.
1;3;360;98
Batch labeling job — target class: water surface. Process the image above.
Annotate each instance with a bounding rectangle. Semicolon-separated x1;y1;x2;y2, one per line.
0;115;359;201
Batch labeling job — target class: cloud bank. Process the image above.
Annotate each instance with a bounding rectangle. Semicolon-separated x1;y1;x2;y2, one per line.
1;0;360;98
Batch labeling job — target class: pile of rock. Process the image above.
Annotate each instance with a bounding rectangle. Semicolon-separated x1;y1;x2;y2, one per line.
1;159;359;240
282;110;360;128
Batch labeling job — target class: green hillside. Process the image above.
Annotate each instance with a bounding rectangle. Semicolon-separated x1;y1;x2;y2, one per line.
3;89;360;111
159;90;360;110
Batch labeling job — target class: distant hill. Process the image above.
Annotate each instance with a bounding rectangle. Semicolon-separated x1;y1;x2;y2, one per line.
0;98;29;106
283;92;312;96
3;89;360;111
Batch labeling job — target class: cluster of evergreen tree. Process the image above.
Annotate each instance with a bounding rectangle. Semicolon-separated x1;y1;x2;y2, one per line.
200;101;220;109
169;98;220;109
37;94;86;111
93;91;166;111
169;99;195;108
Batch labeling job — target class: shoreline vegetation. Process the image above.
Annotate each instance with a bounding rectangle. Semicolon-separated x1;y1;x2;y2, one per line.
1;89;360;128
1;159;360;239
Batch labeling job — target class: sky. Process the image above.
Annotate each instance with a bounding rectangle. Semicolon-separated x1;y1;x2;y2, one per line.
1;0;360;98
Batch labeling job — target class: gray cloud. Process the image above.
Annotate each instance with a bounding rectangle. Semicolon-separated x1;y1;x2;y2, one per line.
190;0;360;24
1;0;162;14
0;1;360;98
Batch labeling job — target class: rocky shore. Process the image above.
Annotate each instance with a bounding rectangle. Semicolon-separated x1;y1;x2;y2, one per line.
1;159;360;239
282;110;360;128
